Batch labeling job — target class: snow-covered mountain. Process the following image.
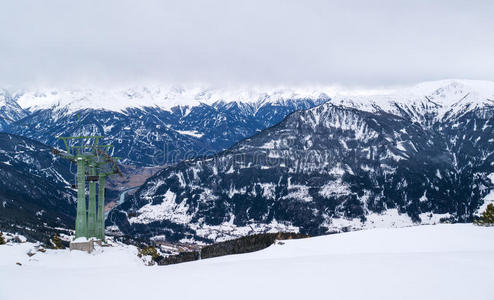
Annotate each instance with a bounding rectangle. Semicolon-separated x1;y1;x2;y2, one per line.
0;133;76;241
3;86;330;166
107;79;494;243
331;79;494;122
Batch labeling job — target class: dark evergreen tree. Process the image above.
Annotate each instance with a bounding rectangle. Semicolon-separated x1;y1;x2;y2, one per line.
0;232;5;245
139;246;160;260
479;203;494;224
51;234;64;249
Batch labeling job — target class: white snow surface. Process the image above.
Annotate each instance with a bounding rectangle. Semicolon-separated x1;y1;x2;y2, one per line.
1;224;494;300
175;129;204;138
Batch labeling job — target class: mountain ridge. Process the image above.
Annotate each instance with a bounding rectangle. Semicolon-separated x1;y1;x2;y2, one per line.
4;94;328;166
9;86;332;113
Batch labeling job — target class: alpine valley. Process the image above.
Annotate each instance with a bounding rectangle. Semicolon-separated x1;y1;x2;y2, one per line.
106;80;494;243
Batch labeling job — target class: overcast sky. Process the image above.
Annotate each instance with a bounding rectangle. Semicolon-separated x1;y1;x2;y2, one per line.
1;0;493;89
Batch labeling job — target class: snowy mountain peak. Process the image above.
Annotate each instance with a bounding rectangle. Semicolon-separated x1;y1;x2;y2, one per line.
12;86;332;113
9;80;494;115
330;79;494;121
0;90;27;128
5;80;494;130
408;79;494;98
0;90;18;107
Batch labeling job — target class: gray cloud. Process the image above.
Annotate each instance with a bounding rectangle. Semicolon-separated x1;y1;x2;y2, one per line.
1;0;493;88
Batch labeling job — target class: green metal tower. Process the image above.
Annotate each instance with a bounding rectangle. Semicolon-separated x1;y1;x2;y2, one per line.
52;135;121;241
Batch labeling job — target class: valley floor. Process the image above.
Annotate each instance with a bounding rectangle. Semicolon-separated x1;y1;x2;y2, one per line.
1;224;493;300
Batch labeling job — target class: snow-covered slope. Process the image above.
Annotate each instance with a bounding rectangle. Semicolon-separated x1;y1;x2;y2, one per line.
1;224;493;300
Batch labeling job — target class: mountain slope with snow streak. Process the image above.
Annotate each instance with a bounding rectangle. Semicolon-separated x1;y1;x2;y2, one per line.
0;133;76;242
1;224;493;300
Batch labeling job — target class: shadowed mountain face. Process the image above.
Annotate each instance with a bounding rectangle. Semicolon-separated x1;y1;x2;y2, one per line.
0;133;76;240
108;80;494;243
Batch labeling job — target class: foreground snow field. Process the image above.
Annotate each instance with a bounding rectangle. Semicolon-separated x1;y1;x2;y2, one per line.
1;224;494;300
